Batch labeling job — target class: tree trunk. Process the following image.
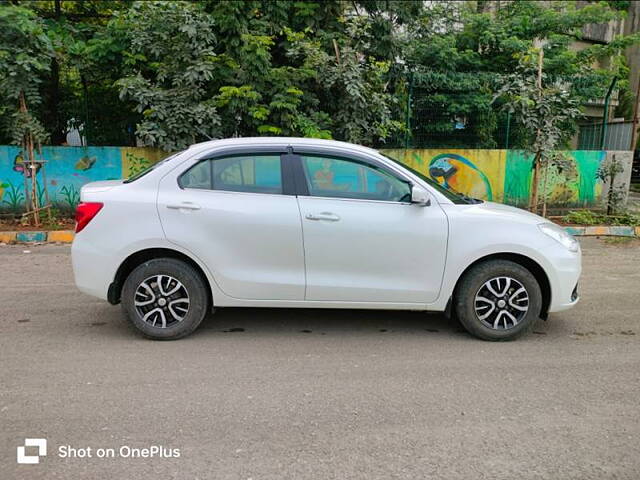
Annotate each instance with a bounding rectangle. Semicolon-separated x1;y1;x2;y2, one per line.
529;46;544;215
541;160;549;218
19;92;40;226
530;151;541;214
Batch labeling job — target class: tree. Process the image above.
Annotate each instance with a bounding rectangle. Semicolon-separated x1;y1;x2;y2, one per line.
286;19;402;144
0;5;54;224
0;6;53;145
6;0;134;145
403;0;638;148
2;0;639;152
114;1;222;150
494;51;583;215
112;1;401;147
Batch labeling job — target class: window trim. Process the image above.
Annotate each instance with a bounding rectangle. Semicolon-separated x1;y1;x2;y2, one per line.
178;152;293;195
291;150;413;203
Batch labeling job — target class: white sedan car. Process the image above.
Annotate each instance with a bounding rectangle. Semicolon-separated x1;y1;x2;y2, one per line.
72;137;581;341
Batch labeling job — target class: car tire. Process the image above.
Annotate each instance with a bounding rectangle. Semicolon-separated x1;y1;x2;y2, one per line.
121;258;209;340
455;260;542;341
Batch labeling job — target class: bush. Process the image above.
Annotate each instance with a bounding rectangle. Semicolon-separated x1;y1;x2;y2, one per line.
563;210;640;226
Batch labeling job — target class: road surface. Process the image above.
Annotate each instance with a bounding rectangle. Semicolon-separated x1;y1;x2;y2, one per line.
1;237;639;479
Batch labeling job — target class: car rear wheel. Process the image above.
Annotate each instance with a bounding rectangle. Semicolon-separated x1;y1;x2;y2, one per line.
122;258;209;340
455;260;542;341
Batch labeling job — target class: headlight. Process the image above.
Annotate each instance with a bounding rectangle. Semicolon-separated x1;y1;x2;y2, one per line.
538;223;579;252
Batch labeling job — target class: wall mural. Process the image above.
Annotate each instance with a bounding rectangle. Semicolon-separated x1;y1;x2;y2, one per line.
0;146;166;213
383;148;611;208
0;145;619;212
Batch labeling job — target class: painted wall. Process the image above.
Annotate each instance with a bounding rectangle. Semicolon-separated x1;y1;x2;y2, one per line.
382;149;633;208
0;146;632;212
0;146;166;212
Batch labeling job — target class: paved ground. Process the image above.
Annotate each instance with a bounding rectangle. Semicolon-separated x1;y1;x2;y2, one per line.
627;189;640;213
1;238;640;480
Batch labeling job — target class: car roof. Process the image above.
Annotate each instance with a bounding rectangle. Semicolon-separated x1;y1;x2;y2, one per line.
172;137;453;205
188;137;381;156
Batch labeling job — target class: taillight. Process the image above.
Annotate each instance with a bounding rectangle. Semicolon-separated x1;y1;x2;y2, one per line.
75;202;103;233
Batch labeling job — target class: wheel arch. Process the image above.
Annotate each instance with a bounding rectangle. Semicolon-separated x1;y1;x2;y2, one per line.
449;252;551;319
108;248;213;310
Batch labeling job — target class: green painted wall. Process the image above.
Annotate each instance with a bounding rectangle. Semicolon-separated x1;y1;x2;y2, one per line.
382;148;609;208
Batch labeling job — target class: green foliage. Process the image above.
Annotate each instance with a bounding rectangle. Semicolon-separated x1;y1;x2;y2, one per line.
0;6;54;145
563;210;640;226
1;0;638;149
286;21;402;144
598;155;627;215
494;53;584;158
114;1;222;150
404;0;636;148
110;1;400;146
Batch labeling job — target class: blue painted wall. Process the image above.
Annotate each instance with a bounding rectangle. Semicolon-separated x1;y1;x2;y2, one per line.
0;146;123;212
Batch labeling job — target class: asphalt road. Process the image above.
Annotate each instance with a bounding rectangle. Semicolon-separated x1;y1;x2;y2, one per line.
1;237;640;480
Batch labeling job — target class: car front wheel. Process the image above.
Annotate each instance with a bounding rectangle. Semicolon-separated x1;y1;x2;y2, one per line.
122;258;209;340
455;260;542;341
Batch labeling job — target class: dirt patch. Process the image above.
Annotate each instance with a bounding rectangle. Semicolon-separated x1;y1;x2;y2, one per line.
0;217;75;231
602;237;640;246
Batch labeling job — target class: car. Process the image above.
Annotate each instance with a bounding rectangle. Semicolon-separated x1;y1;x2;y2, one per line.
72;137;581;341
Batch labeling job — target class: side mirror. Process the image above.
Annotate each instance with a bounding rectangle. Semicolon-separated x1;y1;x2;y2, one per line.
411;186;431;206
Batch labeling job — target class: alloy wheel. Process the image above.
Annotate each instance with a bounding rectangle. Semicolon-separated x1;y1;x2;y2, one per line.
474;276;529;330
134;275;190;328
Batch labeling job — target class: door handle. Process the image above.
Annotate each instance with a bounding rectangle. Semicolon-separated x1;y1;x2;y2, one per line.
305;212;340;222
166;202;201;211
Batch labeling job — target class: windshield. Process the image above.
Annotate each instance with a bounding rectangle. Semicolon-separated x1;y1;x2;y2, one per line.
380;153;478;205
124;151;184;183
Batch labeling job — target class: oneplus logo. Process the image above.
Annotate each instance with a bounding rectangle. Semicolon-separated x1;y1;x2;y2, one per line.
17;438;47;464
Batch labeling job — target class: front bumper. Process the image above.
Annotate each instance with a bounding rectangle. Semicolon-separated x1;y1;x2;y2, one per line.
541;242;582;313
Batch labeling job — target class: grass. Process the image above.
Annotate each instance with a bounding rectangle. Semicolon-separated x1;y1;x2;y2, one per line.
562;210;640;227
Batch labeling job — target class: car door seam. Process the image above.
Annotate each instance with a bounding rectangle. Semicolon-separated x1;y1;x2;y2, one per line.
295;195;309;300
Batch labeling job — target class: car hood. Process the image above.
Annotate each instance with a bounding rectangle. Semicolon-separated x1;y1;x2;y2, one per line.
455;201;546;225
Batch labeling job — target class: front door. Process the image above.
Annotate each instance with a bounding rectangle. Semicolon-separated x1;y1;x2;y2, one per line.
158;152;305;300
296;153;448;304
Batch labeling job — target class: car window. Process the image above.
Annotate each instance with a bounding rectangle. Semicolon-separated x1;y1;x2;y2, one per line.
180;160;210;189
181;155;283;194
379;153;474;204
300;155;411;202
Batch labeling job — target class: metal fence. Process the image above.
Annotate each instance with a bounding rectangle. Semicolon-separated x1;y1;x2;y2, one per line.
383;86;637;151
381;89;518;150
577;121;634;151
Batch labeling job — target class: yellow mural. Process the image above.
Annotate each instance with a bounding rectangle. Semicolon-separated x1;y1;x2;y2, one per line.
383;149;507;202
121;147;169;179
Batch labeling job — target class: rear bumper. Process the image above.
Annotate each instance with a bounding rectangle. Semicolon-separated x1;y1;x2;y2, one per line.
71;235;116;301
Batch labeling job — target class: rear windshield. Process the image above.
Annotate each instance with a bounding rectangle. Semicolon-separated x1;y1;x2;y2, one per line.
124;151;183;183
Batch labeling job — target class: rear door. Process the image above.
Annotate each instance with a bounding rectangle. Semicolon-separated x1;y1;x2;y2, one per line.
295;152;448;304
157;151;305;300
